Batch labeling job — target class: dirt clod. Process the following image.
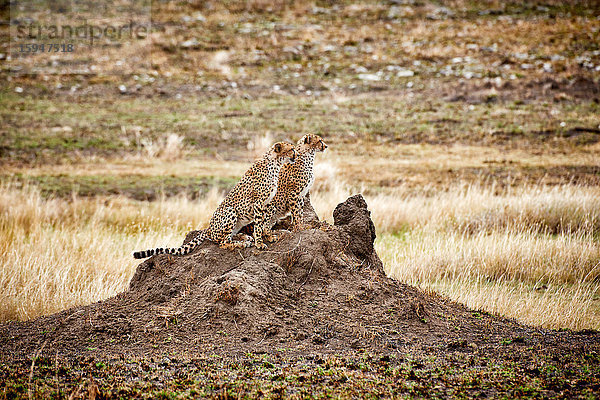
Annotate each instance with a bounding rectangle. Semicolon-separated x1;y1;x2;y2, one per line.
333;194;381;271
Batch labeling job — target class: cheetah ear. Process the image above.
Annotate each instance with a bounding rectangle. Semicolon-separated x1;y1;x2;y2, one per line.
274;143;282;153
304;135;312;144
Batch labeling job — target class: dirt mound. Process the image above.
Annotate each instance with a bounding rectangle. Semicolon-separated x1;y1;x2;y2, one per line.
1;195;598;360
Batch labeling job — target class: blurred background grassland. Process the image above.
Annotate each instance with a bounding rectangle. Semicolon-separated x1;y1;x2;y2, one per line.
0;0;599;329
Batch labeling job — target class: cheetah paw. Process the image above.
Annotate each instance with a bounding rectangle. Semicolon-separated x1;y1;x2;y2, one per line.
291;223;310;232
264;233;278;243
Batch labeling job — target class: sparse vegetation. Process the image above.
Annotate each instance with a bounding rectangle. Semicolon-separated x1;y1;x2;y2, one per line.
2;351;599;399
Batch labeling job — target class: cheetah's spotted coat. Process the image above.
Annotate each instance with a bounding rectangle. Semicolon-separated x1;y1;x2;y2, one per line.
133;142;296;258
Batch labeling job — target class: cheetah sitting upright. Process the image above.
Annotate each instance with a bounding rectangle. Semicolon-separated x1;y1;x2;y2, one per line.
133;142;296;259
260;133;327;240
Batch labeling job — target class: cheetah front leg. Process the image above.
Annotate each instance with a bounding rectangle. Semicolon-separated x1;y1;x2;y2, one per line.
252;204;268;249
260;204;279;243
289;195;306;232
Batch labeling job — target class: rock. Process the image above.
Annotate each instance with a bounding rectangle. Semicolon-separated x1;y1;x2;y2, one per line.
333;194;382;273
358;73;381;81
180;39;200;49
396;69;414;77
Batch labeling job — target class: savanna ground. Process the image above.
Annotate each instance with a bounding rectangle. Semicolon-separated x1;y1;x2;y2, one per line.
1;0;600;397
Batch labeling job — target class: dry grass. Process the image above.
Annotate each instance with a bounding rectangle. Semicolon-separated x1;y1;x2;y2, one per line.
368;185;600;330
367;184;600;235
1;181;599;330
377;231;600;330
0;185;221;321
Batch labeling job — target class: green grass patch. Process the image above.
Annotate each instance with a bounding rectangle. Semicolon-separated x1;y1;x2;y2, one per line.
1;351;598;399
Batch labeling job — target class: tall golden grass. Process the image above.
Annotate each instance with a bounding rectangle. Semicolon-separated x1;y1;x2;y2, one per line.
0;185;220;321
1;183;599;330
377;231;600;330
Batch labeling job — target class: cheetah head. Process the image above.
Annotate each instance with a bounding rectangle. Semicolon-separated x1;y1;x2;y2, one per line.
297;133;328;153
270;142;296;164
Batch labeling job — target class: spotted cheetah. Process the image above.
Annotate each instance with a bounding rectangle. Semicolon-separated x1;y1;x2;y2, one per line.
133;142;296;259
261;133;327;239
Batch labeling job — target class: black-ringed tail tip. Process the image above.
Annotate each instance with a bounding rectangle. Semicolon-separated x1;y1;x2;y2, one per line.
133;248;161;259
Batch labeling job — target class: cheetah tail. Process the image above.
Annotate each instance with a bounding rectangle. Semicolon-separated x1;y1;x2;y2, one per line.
132;230;207;259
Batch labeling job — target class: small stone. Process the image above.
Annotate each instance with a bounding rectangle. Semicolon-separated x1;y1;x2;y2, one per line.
480;44;498;53
358;73;381;81
396;69;414;77
283;46;299;54
180;39;200;48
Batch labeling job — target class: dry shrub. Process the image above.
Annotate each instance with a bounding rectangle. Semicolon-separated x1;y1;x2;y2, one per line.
378;229;600;287
236;0;295;14
139;133;186;160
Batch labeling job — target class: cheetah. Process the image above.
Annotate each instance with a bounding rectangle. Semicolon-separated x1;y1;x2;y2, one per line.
260;133;327;239
133;142;296;259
